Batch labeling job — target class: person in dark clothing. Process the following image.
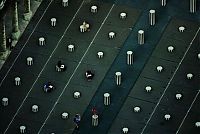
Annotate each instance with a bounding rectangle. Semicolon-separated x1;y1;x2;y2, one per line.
56;60;66;72
73;114;81;129
85;70;94;81
43;82;54;92
6;37;13;50
92;107;98;115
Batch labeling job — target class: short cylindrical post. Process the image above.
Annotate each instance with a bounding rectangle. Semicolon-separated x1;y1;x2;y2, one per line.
73;91;81;99
91;5;97;13
149;10;155;26
68;44;75;52
122;127;129;133
39;37;45;46
127;51;133;65
104;93;110;106
20;126;26;133
138;30;144;45
195;122;200;127
115;72;122;85
190;0;196;13
164;114;171;120
62;112;69;119
51;18;56;27
2;97;8;106
62;0;69;7
167;46;174;52
120;12;127;19
176;93;182;100
97;51;104;59
187;73;193;79
15;77;21;86
27;57;33;66
133;106;141;113
108;32;115;39
161;0;166;6
92;114;98;126
32;105;39;113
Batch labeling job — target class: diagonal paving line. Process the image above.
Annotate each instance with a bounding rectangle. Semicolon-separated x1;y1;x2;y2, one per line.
176;90;200;134
175;28;200;134
0;0;53;87
140;27;200;134
37;4;115;133
3;1;85;133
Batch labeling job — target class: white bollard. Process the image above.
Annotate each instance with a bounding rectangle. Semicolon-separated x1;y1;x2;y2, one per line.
164;114;171;120
68;44;75;52
122;127;129;133
133;106;141;113
2;97;8;106
187;73;193;79
115;72;122;85
145;86;152;92
161;0;167;6
97;51;104;59
32;105;39;113
179;26;185;32
127;51;133;65
39;37;45;46
176;93;182;100
92;114;98;126
168;46;174;53
91;5;97;13
62;112;69;119
20;126;26;133
195;122;200;127
197;53;200;59
149;9;156;26
156;66;163;72
190;0;196;13
51;18;56;27
62;0;68;7
104;93;110;106
74;91;81;99
27;57;33;66
108;32;115;39
15;77;21;86
138;30;144;45
120;12;127;19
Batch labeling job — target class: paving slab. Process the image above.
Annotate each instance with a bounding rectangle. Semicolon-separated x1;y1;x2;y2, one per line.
5;117;43;134
143;104;188;134
140;57;178;83
129;77;166;104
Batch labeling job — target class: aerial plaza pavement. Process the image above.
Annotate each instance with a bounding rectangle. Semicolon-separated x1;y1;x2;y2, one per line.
0;0;200;134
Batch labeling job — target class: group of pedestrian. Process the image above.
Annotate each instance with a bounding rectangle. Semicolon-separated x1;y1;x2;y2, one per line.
73;107;98;130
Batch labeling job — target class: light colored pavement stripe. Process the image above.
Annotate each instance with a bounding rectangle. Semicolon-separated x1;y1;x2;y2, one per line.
38;4;115;133
141;27;200;134
3;1;85;133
